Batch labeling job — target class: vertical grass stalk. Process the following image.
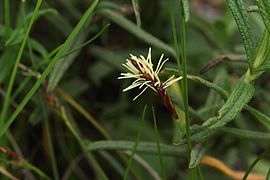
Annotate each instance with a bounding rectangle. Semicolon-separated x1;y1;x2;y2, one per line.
170;0;192;156
123;106;147;180
243;149;269;180
152;107;166;180
1;0;42;124
0;0;99;137
4;0;10;37
131;0;141;27
170;0;184;144
179;0;192;156
42;104;59;180
266;168;270;180
60;108;108;180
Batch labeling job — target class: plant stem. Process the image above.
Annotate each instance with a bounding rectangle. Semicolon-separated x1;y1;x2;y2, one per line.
131;0;141;27
4;0;10;37
123;106;147;180
180;0;192;156
152;107;166;180
61;108;108;180
1;0;42;124
179;0;194;179
42;104;59;180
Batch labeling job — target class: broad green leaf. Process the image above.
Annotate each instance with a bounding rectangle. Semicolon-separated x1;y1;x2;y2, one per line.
256;0;270;33
97;9;176;57
226;0;255;71
185;125;215;143
189;144;205;168
203;78;255;128
186;78;254;143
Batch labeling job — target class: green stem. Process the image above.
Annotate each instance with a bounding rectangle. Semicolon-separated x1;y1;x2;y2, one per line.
61;108;108;180
131;0;141;27
1;0;42;124
43;108;59;180
180;0;192;157
0;0;99;138
4;0;10;37
123;106;147;180
243;149;269;180
152;107;166;180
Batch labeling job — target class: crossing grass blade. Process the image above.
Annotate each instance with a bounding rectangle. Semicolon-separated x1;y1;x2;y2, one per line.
97;9;176;57
243;149;269;180
152;107;166;180
0;0;99;137
245;106;270;131
131;0;141;27
1;0;42;125
87;140;186;157
179;0;190;22
123;106;147;180
47;23;109;90
203;78;255;128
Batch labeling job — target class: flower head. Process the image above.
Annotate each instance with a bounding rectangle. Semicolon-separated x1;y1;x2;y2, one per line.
118;48;182;118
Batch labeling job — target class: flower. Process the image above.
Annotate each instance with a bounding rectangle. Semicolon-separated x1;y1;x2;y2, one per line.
118;48;182;118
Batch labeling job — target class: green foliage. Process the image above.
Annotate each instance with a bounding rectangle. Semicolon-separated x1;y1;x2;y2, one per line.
97;9;176;56
226;0;255;72
1;0;270;179
256;0;270;33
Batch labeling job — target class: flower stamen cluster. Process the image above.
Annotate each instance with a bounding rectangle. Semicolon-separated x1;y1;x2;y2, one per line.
118;48;182;119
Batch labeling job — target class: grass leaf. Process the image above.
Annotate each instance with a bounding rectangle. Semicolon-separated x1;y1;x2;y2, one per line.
47;23;109;90
97;9;176;57
179;0;190;22
253;30;270;70
226;0;255;72
189;144;205;168
245;106;270;131
221;127;270;140
242;149;269;180
123;106;147;180
256;0;270;33
0;0;99;137
203;78;254;128
1;0;42;125
87;140;186;157
152;107;166;180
